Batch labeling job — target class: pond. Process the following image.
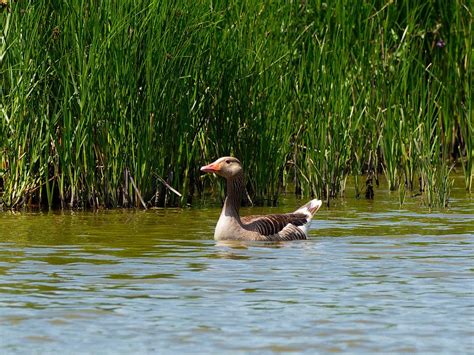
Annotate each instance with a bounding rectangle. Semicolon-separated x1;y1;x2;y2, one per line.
1;178;473;353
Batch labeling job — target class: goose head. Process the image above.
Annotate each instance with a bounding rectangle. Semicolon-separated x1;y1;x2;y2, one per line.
201;156;243;179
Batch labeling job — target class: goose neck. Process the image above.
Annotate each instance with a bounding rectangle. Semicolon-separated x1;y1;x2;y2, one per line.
223;173;244;217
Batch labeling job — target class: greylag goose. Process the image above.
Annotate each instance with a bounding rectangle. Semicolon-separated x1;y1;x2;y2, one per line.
201;157;322;241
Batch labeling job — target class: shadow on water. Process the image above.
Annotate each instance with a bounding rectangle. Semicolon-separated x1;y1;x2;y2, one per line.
0;180;473;353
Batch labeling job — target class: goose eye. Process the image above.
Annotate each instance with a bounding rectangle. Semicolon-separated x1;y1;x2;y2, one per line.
225;160;231;164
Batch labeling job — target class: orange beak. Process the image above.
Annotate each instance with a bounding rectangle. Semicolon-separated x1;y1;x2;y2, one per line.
200;162;220;173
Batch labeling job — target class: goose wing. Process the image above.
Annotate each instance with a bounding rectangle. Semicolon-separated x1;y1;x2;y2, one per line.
241;213;309;240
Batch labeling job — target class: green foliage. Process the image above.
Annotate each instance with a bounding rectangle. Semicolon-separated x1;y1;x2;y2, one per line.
1;0;472;208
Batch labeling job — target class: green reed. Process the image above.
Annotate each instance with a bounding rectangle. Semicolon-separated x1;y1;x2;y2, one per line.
1;0;472;209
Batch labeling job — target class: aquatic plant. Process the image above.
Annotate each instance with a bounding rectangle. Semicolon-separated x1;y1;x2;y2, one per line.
1;0;471;209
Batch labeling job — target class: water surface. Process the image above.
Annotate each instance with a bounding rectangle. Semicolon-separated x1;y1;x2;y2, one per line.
1;184;473;354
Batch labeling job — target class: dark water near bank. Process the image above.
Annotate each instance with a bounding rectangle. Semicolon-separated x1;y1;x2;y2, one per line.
1;181;473;354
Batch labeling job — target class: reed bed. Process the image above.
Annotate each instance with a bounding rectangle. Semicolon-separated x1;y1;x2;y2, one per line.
1;0;472;209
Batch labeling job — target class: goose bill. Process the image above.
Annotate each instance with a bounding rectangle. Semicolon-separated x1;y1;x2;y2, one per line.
200;163;220;173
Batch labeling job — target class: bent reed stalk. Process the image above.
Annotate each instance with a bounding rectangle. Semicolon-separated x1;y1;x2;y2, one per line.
1;0;472;209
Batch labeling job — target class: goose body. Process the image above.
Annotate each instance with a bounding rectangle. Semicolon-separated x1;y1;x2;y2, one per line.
201;157;322;241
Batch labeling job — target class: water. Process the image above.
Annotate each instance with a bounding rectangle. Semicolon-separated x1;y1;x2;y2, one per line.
1;184;473;354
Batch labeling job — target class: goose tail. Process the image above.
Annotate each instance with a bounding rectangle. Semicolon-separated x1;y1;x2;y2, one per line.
294;199;322;220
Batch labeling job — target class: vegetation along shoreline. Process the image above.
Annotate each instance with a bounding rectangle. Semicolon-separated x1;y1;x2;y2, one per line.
1;1;472;209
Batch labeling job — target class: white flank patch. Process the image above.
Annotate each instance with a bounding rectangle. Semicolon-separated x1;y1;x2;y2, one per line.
297;224;308;235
